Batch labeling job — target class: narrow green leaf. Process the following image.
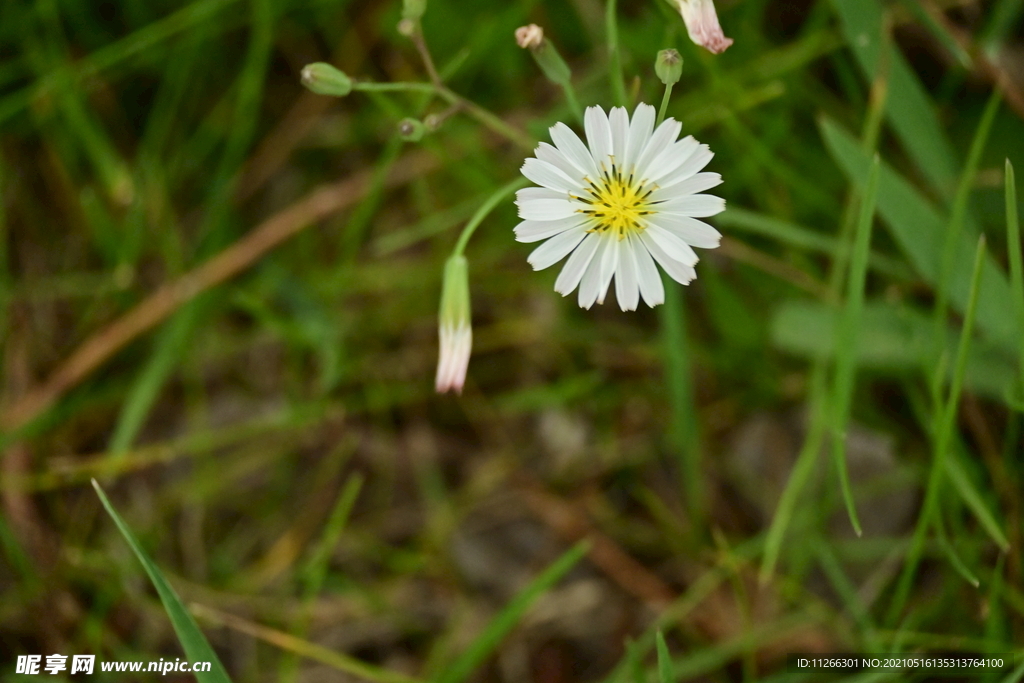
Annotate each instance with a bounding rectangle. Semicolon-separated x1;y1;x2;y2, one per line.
435;540;589;683
92;480;232;683
1006;160;1024;396
655;632;674;683
819;117;1016;351
934;516;980;588
831;156;880;537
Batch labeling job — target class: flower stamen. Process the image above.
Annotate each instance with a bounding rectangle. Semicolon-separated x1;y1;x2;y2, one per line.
576;161;657;240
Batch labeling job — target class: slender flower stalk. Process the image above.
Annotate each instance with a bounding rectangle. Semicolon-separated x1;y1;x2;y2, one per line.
514;103;725;310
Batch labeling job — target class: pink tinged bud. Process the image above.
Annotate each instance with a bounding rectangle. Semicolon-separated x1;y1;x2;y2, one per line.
515;24;544;49
676;0;733;54
435;255;472;394
435;322;472;394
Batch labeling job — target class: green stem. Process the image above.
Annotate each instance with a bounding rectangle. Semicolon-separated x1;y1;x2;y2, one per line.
560;81;584;126
452;178;529;257
606;0;627;107
352;81;437;94
657;83;673;126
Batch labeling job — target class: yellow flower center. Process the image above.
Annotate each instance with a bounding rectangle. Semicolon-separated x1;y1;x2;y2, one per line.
573;161;656;239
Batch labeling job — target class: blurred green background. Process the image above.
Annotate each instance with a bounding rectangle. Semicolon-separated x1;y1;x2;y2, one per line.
1;0;1023;680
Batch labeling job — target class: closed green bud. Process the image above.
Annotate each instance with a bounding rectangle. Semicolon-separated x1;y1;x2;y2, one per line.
398;118;427;141
300;62;352;97
435;255;472;394
655;49;683;85
402;0;426;21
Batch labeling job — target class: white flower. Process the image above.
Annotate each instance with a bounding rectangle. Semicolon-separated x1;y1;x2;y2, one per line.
514;104;725;311
670;0;733;54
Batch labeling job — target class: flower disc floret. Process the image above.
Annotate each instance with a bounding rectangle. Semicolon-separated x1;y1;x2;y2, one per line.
514;104;725;311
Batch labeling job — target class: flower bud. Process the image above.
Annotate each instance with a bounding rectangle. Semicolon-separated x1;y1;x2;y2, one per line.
515;24;571;86
402;0;426;21
515;24;544;49
435;255;472;394
655;49;683;85
300;62;352;97
666;0;733;54
398;118;427;141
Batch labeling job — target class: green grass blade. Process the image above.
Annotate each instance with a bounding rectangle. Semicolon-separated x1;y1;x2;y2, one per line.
887;235;987;625
760;364;828;582
661;280;703;524
434;540;589;683
1006;159;1024;398
944;451;1011;552
819;117;1016;351
933;90;1001;359
829;0;958;195
92;480;232;683
606;0;627;108
831;155;880;537
934;515;980;588
655;631;673;683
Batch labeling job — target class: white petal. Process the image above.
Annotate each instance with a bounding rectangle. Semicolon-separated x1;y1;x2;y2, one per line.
632;234;665;306
555;232;600;295
521;158;579;193
596;235;620;305
640;231;697;285
527;226;587;270
615;236;639;311
517;187;563;202
646;223;700;266
624;103;656;172
550;122;600;178
646;214;721;248
655;146;714;189
652;172;722;200
654;193;726;217
577;236;609;309
635;118;682;180
536;142;585;182
515;216;588;243
584;106;613;172
517;197;578;221
609;107;629;164
643;136;699;185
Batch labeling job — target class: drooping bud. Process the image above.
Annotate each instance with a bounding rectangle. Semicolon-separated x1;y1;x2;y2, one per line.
515;24;572;86
435;255;472;394
402;0;426;21
398;118;427;141
655;49;683;85
666;0;733;54
300;62;352;97
515;24;544;49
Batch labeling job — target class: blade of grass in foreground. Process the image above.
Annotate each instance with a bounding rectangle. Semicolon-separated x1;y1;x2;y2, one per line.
434;540;589;683
656;631;674;683
830;155;880;537
92;479;232;683
887;236;988;625
1006;159;1024;405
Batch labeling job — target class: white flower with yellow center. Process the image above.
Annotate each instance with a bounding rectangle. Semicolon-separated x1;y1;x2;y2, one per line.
515;103;725;310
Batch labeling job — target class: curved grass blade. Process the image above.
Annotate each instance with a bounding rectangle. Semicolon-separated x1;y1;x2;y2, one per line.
92;479;232;683
435;540;589;683
655;631;674;683
831;155;880;537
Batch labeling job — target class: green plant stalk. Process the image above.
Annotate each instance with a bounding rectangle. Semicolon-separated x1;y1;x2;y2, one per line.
932;90;1000;374
830;155;879;537
606;0;627;107
888;235;987;625
658;83;674;126
434;541;589;683
92;480;232;683
933;511;980;587
452;178;528;257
